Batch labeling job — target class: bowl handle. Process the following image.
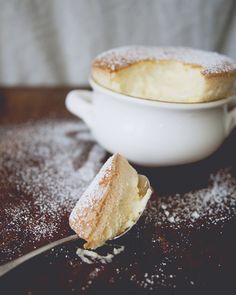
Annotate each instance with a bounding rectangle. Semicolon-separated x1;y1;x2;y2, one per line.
65;90;94;128
225;96;236;136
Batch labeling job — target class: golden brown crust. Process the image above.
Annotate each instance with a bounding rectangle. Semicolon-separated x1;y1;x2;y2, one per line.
69;154;120;248
92;46;236;78
83;155;120;248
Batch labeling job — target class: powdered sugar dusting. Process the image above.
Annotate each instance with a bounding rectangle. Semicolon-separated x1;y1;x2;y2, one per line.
99;167;236;292
69;167;236;292
1;118;236;292
69;155;114;224
93;46;236;76
147;168;236;228
0;120;106;260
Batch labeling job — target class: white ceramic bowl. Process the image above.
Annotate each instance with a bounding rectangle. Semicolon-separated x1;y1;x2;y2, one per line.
66;79;236;166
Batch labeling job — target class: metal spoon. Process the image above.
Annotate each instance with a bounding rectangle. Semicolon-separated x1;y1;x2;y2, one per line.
0;175;152;277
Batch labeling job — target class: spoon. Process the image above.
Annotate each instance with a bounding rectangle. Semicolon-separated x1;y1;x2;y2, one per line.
0;175;152;277
0;226;136;277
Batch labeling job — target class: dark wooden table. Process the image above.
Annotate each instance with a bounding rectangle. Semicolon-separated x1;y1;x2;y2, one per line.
0;88;236;295
0;87;75;123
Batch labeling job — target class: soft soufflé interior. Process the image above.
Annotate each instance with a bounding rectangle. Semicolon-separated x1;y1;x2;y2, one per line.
86;156;152;249
93;60;235;103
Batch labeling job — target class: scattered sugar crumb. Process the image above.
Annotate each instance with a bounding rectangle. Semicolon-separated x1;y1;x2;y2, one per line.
76;245;125;264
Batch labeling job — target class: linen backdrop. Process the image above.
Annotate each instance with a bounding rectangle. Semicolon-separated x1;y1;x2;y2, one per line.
0;0;235;86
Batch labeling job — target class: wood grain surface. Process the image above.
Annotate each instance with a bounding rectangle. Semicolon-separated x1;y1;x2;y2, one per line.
0;88;236;295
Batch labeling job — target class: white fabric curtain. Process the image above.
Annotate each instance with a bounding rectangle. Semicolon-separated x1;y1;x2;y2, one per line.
0;0;235;86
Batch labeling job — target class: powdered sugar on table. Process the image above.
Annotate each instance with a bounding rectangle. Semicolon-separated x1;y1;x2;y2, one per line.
1;118;236;292
146;168;236;229
0;120;106;260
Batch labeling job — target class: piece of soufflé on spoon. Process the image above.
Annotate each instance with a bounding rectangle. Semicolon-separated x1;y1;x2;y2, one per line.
69;153;152;249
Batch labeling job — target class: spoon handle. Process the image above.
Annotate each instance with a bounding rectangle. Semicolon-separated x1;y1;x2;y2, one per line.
0;234;78;277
